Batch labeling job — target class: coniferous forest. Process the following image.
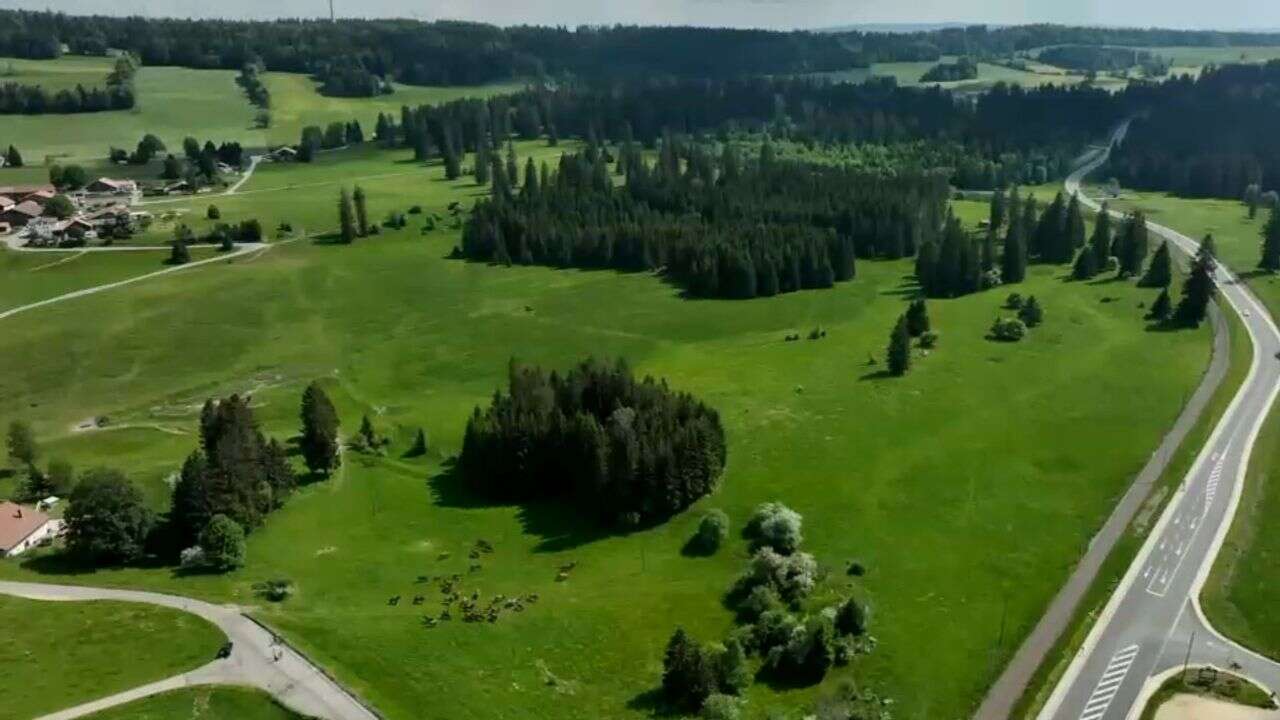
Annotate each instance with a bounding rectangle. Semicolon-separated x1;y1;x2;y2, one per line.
461;142;948;299
459;358;727;526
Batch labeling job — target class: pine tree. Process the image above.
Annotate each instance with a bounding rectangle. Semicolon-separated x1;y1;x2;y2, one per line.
1140;241;1173;287
338;187;357;244
523;157;538;196
1148;288;1173;322
887;314;911;377
6;145;22;168
662;628;714;711
169;234;190;265
989;188;1007;233
170;450;212;546
1117;212;1149;278
474;142;490;185
505;142;518;187
1174;238;1216;327
353;185;368;237
1091;203;1114;269
1033;192;1067;262
905;299;930;337
1002;200;1028;284
408;428;428;457
716;637;750;695
1065;194;1086;254
300;381;341;476
1260;206;1280;272
1072;246;1098;280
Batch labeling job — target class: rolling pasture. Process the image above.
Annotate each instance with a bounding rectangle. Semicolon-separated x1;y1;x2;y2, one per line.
0;140;1214;719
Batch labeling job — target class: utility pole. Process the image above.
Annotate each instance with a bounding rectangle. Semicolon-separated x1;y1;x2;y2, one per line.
1182;630;1196;682
329;0;335;22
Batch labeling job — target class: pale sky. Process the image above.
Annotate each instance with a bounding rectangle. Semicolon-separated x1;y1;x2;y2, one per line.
4;0;1280;31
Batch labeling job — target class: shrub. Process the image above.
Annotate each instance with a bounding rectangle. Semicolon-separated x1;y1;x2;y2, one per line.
989;317;1027;342
692;510;730;554
1018;296;1043;327
253;578;295;602
207;204;220;219
846;560;866;576
764;615;836;683
737;547;818;603
179;545;206;569
919;331;939;349
1004;292;1024;310
702;694;742;720
739;584;783;621
744;502;803;554
408;205;423;214
715;638;750;695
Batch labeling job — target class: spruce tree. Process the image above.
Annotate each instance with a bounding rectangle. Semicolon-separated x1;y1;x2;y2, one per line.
300;381;341;476
989;188;1006;233
1117;212;1149;278
338;188;357;244
408;428;428;457
169;234;190;265
170;450;212;546
887;315;911;377
1174;238;1216;327
505;142;518;187
353;185;369;237
662;628;714;711
1002;202;1027;284
1072;246;1098;280
6;145;22;168
1148;288;1173;322
1260;206;1280;272
905;299;930;337
475;143;490;185
1091;203;1114;269
1065;194;1086;255
1139;241;1173;287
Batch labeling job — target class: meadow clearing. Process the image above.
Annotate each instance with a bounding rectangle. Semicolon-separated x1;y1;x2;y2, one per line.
0;594;224;720
83;686;302;720
0;136;1217;719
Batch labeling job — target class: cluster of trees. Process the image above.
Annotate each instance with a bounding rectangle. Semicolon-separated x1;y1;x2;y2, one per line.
236;60;271;128
1037;45;1168;74
663;503;872;714
1111;63;1280;198
459;358;726;526
316;55;391;97
109;133;166;166
462;143;949;300
886;300;933;376
298;120;364;160
336;186;370;243
920;56;979;82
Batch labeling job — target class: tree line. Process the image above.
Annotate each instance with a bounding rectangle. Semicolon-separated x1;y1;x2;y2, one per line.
459;358;726;527
920;57;979;82
0;53;136;115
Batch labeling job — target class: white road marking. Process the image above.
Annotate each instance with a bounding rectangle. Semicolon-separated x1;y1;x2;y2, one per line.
1079;645;1140;720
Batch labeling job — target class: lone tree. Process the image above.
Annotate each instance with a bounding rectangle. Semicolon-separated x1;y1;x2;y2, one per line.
338;187;357;244
6;420;38;469
300;382;341;476
1174;236;1217;327
64;468;155;566
1139;241;1173;288
6;145;23;168
199;514;247;572
353;185;369;237
887;314;911;376
407;428;428;457
1260;205;1280;273
905;299;930;337
1148;288;1173;322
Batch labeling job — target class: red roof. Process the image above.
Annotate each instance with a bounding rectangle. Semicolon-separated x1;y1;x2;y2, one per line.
4;201;43;218
0;502;50;552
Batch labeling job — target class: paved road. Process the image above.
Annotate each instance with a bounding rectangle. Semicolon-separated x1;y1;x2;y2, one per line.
0;581;380;720
1037;123;1280;720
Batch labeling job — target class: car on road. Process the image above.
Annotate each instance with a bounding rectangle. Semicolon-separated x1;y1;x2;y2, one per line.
217;641;234;659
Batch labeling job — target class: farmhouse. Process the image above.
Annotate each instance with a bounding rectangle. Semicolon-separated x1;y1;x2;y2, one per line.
0;200;43;227
0;184;54;198
0;501;60;557
20;189;56;206
86;177;138;195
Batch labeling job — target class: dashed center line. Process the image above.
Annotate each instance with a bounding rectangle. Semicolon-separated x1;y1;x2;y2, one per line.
1079;645;1140;720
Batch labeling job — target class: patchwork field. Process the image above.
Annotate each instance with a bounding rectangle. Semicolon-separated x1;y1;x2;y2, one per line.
0;138;1217;720
0;595;225;720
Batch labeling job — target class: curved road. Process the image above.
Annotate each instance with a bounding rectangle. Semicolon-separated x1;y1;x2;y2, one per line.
0;581;379;720
1036;123;1280;720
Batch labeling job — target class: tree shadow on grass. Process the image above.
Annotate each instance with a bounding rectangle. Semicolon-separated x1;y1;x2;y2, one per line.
857;369;894;381
17;550;169;577
427;463;625;553
624;687;682;718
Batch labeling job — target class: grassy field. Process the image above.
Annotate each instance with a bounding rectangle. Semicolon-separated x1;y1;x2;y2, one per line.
0;246;224;311
83;686;302;720
0;139;1216;720
0;595;224;719
816;56;1122;92
0;55;115;92
0;56;518;166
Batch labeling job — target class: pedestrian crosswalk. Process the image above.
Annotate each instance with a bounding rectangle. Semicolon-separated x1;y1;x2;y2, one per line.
1078;645;1140;720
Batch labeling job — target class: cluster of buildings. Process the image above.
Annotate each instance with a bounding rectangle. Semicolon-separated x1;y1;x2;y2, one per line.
0;178;143;246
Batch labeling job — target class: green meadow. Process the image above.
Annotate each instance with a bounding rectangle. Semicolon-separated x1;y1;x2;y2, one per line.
84;687;303;720
0;54;116;92
0;595;224;719
0;137;1217;720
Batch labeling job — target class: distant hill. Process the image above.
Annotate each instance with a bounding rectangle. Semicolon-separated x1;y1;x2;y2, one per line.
819;22;996;34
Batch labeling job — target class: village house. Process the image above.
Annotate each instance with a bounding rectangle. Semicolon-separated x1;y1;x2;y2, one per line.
85;177;138;195
0;195;13;211
20;189;56;207
0;184;54;198
0;501;61;557
0;200;44;227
